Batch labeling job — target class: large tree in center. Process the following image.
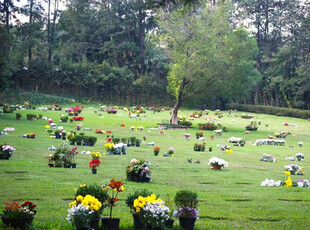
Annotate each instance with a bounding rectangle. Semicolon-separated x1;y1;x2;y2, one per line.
157;2;261;124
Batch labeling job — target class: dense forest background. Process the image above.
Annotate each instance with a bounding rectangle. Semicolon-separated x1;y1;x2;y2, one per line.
0;0;309;109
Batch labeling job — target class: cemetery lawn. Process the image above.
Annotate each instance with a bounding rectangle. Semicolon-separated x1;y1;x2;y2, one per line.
0;106;309;229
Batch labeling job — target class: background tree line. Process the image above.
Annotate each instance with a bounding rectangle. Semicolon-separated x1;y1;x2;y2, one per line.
0;0;309;109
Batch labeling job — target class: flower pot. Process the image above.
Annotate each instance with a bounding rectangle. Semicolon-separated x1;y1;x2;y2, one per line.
72;163;77;168
64;165;71;168
179;217;196;230
90;216;101;230
92;168;97;174
133;213;143;229
1;215;34;230
48;163;54;167
296;156;303;161
166;218;174;228
211;165;222;170
101;218;120;230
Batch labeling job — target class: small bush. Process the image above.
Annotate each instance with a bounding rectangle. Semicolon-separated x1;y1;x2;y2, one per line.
26;114;37;120
174;190;198;209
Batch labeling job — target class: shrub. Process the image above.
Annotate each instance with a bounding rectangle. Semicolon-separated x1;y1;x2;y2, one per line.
112;137;120;144
174;190;198;210
227;103;310;120
16;113;22;119
87;136;97;146
60;116;68;122
198;122;218;130
26;114;37;120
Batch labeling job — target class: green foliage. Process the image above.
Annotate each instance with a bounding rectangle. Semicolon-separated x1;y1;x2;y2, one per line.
228;103;310;119
75;184;108;205
174;190;198;209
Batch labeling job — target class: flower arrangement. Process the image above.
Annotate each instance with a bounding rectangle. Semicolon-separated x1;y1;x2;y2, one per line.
107;108;117;114
104;142;115;153
133;194;170;228
298;142;303;147
67;195;101;228
245;121;258;131
103;179;125;218
0;144;15;160
89;152;101;169
260;154;277;163
23;133;35;138
208;157;228;169
167;147;175;156
198;122;219;130
126;159;151;182
2;201;36;219
284;164;303;175
193;142;205;151
261;178;310;187
296;153;304;161
72;116;84;121
174;190;198;220
154;146;160;156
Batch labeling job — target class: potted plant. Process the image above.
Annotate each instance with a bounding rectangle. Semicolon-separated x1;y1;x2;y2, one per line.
296;153;304;161
129;137;136;146
121;138;127;144
133;193;170;230
74;184;108;229
125;189;153;229
68;135;76;145
135;139;141;147
167;147;175;156
61;131;67;140
89;152;101;174
1;201;37;229
67;195;102;230
126;159;151;183
174;190;198;230
47;154;54;167
75;135;83;146
154;146;160;156
0;144;15;160
16;113;22;120
60;116;68;123
195;133;200;139
208;157;228;170
101;178;125;230
70;118;73;123
54;130;61;139
88;136;98;146
104;141;115;154
112;137;120;144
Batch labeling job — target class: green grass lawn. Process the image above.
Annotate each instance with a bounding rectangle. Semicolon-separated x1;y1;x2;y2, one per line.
0;106;309;229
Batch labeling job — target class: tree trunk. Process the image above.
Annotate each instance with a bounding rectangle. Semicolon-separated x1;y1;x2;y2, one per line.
170;79;186;125
138;8;144;78
28;0;34;61
47;0;51;64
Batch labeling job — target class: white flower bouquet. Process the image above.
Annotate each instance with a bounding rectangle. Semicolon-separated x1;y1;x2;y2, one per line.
208;157;228;167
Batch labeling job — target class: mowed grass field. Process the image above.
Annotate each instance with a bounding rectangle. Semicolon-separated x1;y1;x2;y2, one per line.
0;105;309;229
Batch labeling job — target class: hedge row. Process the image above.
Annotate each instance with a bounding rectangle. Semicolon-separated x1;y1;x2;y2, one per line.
227;103;310;120
0;88;75;105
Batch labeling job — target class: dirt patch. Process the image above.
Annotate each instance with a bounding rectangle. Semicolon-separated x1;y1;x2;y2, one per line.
248;218;281;222
5;171;28;174
226;199;253;202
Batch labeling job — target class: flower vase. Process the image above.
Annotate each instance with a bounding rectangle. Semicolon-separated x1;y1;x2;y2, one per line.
1;215;34;230
92;168;97;174
166;218;174;228
90;217;101;230
296;156;302;161
179;217;196;230
101;218;120;230
211;165;222;170
133;214;143;229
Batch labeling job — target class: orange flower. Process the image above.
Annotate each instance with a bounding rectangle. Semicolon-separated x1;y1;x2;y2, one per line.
108;178;124;192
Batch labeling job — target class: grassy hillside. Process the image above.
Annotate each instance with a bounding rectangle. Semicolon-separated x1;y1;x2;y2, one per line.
0;105;309;229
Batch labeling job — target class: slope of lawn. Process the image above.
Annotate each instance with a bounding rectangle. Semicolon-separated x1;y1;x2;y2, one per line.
0;105;309;229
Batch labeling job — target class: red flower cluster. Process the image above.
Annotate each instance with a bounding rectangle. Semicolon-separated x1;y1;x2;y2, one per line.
72;117;84;121
89;159;100;168
4;201;20;211
95;129;103;134
73;105;84;114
